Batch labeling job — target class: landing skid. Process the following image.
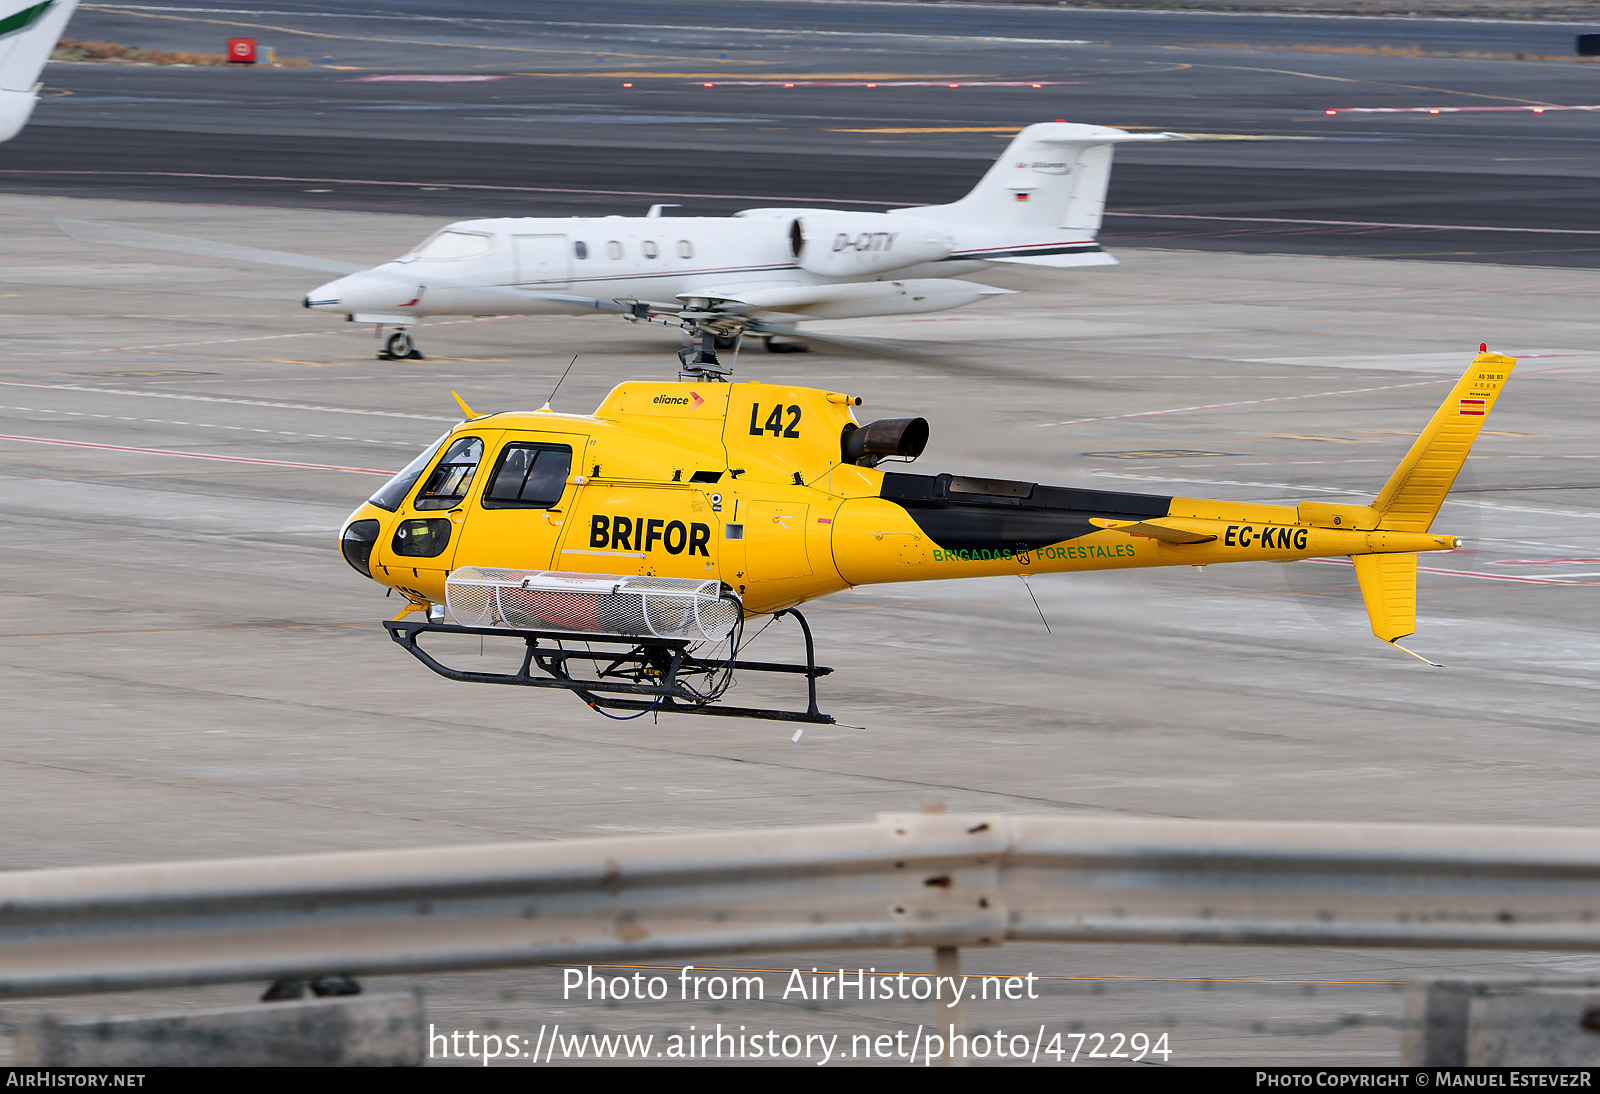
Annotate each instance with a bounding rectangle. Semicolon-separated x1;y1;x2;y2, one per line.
384;608;835;724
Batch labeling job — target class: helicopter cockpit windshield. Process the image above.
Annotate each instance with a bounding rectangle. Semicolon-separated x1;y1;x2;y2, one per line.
368;433;448;512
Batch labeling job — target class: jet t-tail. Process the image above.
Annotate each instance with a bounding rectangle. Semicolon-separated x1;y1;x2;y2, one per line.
340;350;1514;722
0;0;79;142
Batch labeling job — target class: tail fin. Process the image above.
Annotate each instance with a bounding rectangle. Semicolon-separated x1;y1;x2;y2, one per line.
1353;553;1418;644
0;0;80;142
1350;348;1515;660
900;122;1166;263
1372;349;1516;532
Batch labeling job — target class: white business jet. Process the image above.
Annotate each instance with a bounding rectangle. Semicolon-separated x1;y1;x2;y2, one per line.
307;123;1153;371
60;123;1162;373
0;0;79;141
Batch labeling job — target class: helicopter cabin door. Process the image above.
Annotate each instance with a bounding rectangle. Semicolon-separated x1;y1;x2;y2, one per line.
450;431;589;573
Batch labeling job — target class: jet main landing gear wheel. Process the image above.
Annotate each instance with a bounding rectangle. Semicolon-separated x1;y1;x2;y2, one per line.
380;330;425;361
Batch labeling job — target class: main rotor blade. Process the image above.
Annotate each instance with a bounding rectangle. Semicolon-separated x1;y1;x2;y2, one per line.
763;327;944;364
56;218;644;315
448;282;637;315
54;218;366;275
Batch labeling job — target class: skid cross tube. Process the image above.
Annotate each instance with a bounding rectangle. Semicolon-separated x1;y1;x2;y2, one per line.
383;611;834;723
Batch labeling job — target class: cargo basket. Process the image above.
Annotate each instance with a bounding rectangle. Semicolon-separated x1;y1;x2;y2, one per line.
445;567;740;643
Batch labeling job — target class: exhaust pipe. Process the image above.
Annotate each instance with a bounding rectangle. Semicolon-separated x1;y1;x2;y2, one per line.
842;417;929;467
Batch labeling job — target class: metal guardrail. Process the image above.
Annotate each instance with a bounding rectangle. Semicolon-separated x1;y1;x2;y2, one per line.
6;813;1600;998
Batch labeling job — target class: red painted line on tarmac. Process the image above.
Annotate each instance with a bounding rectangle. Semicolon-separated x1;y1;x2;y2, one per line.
0;434;394;475
1493;558;1600;566
1106;212;1600;236
1039;379;1447;428
347;75;511;82
697;80;1083;87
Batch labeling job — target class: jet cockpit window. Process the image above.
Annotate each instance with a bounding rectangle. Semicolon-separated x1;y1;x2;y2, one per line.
404;230;495;262
482;443;573;509
368;433;448;512
413;436;484;510
606;240;623;260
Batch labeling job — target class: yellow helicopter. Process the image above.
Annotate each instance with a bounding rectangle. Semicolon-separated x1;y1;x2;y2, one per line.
340;348;1514;724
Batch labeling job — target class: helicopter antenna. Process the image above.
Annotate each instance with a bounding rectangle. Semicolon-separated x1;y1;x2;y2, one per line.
542;354;580;411
1020;575;1052;634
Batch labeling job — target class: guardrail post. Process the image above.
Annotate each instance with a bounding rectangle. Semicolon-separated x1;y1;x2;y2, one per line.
1402;980;1600;1065
934;945;964;1067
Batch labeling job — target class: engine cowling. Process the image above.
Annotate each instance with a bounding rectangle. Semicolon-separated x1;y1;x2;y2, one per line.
790;213;953;277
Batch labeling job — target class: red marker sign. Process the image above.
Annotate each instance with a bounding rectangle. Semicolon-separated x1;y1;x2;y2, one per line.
228;38;257;64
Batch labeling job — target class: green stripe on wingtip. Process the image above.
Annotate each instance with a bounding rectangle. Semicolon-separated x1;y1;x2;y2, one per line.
0;1;54;40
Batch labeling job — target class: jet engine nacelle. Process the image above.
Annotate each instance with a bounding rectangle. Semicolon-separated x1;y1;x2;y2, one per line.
790;213;953;277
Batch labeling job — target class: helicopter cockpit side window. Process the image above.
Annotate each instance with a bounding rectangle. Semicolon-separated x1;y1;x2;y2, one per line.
482;443;573;509
412;436;484;510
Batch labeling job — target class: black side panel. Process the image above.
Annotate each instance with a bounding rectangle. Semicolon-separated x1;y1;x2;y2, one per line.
879;472;1175;553
1032;486;1170;518
899;508;1099;553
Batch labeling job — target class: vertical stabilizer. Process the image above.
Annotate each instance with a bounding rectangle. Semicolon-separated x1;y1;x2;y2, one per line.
900;122;1162;240
0;0;79;142
1372;351;1516;531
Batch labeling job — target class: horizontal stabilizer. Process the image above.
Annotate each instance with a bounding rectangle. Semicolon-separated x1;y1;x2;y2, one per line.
1101;521;1216;545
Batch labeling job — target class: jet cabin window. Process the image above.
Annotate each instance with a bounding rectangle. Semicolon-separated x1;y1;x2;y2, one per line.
641;240;658;259
482;443;573;509
677;240;693;259
574;241;589;259
405;230;494;262
413;436;483;510
607;240;623;260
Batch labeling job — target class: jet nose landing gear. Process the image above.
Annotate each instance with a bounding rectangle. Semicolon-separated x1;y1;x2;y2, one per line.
378;328;425;361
